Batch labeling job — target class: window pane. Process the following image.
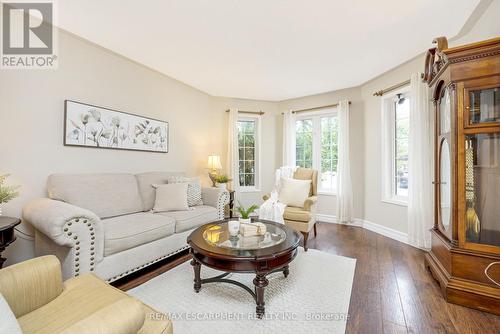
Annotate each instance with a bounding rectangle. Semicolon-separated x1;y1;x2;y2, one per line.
320;116;338;192
245;147;254;160
394;97;410;198
237;120;257;188
245;174;255;187
295;119;313;169
244;134;255;147
239;161;244;174
245;161;254;173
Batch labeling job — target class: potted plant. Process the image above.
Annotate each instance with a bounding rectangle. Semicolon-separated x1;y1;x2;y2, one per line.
0;174;20;216
214;174;231;190
232;201;259;224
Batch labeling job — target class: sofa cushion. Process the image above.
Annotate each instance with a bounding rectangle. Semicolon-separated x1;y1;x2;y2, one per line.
278;177;311;207
167;176;203;206
103;213;175;256
48;173;143;219
293;168;317;196
152;183;189;213
157;205;217;233
135;172;185;211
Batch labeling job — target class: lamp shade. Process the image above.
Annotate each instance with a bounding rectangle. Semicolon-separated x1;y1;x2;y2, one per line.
207;155;222;170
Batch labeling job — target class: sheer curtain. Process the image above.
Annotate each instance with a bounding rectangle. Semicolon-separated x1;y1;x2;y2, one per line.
282;110;296;166
227;108;240;195
408;73;433;249
336;100;353;223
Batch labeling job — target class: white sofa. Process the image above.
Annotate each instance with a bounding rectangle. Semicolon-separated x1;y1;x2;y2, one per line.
23;172;229;282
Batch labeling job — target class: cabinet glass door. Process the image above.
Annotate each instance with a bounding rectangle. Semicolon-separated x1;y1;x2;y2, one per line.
440;140;451;231
464;133;500;246
438;86;452;234
469;88;500;124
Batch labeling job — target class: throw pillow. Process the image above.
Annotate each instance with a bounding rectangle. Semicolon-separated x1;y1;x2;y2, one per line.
167;176;203;206
278;177;312;207
152;183;189;212
0;293;22;334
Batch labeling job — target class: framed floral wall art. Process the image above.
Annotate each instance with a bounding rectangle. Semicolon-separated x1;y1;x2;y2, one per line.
64;100;168;153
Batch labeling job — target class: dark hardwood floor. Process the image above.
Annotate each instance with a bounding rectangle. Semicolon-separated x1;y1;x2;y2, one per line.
114;222;500;334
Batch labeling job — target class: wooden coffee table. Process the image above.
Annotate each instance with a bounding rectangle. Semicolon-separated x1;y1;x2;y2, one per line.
187;219;301;318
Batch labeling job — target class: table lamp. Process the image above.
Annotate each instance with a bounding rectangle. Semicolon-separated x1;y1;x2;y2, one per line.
207;155;222;187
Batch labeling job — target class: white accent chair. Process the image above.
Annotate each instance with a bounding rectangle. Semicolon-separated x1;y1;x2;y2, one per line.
264;167;318;251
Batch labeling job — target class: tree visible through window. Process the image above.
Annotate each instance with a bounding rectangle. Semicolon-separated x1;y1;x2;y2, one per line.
237;119;257;187
295;119;313;168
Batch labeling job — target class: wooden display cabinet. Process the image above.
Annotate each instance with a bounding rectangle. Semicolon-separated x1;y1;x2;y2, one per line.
424;36;500;315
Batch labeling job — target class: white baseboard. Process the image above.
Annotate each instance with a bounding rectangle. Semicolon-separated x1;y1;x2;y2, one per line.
317;214;409;246
315;214;337;223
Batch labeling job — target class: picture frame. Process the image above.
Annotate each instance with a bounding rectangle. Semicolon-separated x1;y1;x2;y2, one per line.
64;100;168;153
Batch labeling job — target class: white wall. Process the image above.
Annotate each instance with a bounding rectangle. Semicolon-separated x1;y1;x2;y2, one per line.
359;56;423;233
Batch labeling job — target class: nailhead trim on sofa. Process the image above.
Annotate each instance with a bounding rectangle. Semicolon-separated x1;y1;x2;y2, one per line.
106;245;191;283
63;217;97;277
217;191;230;220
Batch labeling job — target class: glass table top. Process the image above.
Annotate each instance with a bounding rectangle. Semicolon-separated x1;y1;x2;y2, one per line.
202;221;287;250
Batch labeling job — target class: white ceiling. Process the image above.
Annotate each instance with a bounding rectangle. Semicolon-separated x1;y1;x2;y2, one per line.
57;0;480;101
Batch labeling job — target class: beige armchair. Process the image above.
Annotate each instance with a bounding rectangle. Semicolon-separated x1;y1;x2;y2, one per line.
264;167;318;251
0;255;172;334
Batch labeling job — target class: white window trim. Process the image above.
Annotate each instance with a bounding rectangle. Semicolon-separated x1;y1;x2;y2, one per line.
381;87;410;206
237;115;261;192
295;108;338;195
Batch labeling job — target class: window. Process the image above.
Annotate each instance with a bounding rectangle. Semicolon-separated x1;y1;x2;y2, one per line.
237;117;260;190
295;119;313;168
382;90;410;204
320;116;339;193
295;110;338;193
394;96;409;197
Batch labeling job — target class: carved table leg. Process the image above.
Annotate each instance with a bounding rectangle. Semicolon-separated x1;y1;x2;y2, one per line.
191;258;201;293
253;273;269;318
283;265;289;278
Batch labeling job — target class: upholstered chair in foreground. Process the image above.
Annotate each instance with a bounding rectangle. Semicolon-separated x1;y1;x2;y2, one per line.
264;167;318;251
0;255;172;334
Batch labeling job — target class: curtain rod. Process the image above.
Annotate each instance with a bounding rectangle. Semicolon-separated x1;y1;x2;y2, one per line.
373;74;424;96
225;109;264;115
281;101;351;115
373;80;410;96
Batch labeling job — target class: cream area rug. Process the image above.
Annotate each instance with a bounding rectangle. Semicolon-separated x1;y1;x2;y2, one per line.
128;248;356;334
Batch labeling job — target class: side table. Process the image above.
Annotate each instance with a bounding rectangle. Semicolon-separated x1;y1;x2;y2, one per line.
0;216;21;269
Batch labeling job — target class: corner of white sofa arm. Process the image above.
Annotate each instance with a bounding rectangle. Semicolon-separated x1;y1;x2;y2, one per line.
23;198;104;277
